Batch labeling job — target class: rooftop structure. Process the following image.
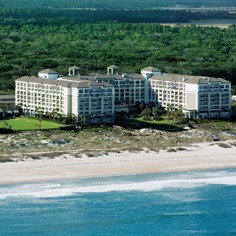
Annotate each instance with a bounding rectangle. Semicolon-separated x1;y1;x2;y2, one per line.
107;65;119;75
69;66;81;76
38;69;59;80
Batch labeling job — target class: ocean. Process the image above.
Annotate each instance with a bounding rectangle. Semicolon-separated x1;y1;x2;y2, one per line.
1;168;236;235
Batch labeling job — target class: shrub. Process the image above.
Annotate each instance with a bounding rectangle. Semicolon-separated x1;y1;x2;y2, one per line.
59;125;75;131
0;127;13;134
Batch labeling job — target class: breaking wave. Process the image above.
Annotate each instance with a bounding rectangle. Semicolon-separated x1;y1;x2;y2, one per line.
1;169;236;199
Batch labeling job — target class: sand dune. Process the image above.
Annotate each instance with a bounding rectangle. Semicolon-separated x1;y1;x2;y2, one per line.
0;142;236;184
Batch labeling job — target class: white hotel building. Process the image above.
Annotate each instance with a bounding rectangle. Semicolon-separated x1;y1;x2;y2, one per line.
15;68;115;124
15;65;231;122
148;73;231;118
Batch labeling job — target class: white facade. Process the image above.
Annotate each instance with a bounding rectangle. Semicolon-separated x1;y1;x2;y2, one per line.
96;73;146;112
197;82;231;118
149;74;231;118
15;66;232;123
15;75;115;124
15;79;65;116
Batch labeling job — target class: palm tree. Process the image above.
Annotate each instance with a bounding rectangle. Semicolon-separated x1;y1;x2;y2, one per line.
14;103;23;116
87;113;95;124
67;113;77;125
152;106;164;120
139;103;146;112
25;105;30;116
167;104;175;121
57;113;63;123
78;114;86;126
102;112;109;125
173;106;184;124
51;108;60;120
141;108;152;120
35;107;44;129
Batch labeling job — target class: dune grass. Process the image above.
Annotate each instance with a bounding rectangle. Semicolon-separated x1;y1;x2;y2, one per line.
0;117;62;130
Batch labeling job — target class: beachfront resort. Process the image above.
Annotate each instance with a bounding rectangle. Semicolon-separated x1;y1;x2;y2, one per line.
15;65;231;124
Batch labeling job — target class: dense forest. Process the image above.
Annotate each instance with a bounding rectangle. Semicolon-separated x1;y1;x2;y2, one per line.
1;0;236;9
0;7;236;94
1;8;236;24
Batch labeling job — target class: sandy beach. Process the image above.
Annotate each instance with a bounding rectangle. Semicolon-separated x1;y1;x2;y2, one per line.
0;141;236;184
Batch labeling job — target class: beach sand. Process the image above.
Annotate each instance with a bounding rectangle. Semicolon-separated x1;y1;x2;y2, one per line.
0;142;236;184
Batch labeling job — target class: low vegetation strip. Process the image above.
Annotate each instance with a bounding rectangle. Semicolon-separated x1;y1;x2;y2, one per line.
0;118;235;161
0;117;62;130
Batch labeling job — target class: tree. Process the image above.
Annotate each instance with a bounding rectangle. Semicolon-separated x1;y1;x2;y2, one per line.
78;114;86;126
86;113;95;124
36;107;44;118
166;104;175;120
141;108;152;120
139;103;146;112
173;106;184;124
67;113;77;125
1;10;236;94
35;107;44;129
14;103;23;116
152;106;165;120
51;108;60;120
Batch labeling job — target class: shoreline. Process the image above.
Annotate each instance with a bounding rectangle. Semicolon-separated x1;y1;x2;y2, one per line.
0;141;236;184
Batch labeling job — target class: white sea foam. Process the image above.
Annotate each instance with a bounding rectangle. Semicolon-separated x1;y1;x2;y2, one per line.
1;171;236;199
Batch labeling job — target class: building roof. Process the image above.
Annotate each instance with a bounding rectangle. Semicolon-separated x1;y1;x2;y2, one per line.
80;75;97;80
141;66;160;72
38;69;58;74
96;74;122;80
107;65;119;69
16;76;72;87
90;81;112;87
57;76;82;82
15;76;38;82
149;73;230;84
69;66;80;70
16;76;112;88
71;82;88;88
125;73;145;80
95;73;145;80
70;80;113;88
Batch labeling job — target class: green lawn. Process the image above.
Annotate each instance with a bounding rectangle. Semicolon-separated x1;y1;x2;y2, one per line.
124;116;186;131
0;117;62;130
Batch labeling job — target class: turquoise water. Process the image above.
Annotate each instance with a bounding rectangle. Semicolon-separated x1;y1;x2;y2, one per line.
1;168;236;235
